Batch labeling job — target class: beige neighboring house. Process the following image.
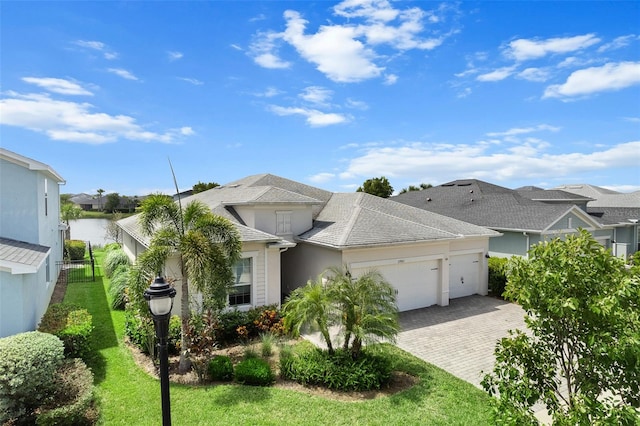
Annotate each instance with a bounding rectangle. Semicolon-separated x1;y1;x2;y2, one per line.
0;148;66;337
117;174;500;315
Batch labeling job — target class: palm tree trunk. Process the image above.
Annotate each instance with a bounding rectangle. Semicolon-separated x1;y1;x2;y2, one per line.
178;260;192;373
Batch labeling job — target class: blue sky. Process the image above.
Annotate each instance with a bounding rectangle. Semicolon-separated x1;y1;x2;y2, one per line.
1;1;639;196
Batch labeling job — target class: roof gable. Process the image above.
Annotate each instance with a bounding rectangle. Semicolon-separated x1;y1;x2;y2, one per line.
0;148;65;183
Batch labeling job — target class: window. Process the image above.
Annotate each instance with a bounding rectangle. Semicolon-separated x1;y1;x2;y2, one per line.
44;178;48;216
229;257;253;306
276;211;292;235
568;217;573;229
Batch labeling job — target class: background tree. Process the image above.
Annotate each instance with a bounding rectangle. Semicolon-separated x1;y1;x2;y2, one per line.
60;203;83;240
104;193;120;213
192;181;220;194
356;176;393;198
482;230;640;425
96;189;105;211
399;183;432;194
136;194;242;372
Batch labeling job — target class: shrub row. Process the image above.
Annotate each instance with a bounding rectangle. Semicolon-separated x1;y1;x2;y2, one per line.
206;354;274;386
280;345;393;392
488;257;509;298
64;240;86;261
38;303;93;359
125;311;181;356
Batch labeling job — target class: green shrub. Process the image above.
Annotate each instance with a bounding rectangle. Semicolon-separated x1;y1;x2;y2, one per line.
124;310;154;355
38;304;93;359
208;356;234;381
278;343;295;380
103;248;130;278
243;346;259;360
103;242;121;252
109;264;130;310
488;257;509;298
234;358;274;386
216;310;250;345
64;240;86;261
260;333;275;357
285;346;393;392
0;332;65;423
36;359;97;426
168;315;181;355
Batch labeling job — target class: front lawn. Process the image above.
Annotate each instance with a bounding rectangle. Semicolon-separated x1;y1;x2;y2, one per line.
63;250;492;425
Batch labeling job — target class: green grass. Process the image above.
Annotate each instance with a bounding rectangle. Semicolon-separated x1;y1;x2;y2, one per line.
64;250;492;425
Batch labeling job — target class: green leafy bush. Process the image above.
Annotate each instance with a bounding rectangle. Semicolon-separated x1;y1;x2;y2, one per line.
260;333;275;357
64;240;86;261
124;310;154;355
234;358;274;386
103;248;130;278
283;346;392;392
168;315;181;355
0;332;65;423
216;309;250;345
38;304;93;359
109;264;130;310
208;356;234;381
278;344;295;379
35;359;98;426
488;257;509;298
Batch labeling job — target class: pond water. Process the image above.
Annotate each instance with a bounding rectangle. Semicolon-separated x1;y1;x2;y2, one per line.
69;218;112;247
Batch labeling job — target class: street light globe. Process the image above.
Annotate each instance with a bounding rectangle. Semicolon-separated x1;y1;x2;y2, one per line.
143;276;177;317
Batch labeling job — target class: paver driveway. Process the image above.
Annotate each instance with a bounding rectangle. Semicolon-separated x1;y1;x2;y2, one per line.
397;295;526;389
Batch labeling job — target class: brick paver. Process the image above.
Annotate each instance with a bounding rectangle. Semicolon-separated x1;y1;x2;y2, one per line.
397;295;526;389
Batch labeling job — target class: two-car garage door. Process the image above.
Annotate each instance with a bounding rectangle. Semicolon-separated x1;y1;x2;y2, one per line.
352;259;440;312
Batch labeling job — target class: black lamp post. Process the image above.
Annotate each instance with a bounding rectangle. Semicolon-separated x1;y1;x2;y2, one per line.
144;276;176;426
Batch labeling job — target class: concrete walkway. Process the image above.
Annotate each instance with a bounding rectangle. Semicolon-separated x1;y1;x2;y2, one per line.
397;295;525;389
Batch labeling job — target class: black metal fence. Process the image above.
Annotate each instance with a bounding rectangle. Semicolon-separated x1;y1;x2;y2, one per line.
57;241;96;283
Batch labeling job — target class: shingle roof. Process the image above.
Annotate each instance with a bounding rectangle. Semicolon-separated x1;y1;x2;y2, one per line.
0;237;50;274
587;192;640;208
553;184;620;198
516;188;593;202
587;207;640;225
298;192;499;249
391;179;597;232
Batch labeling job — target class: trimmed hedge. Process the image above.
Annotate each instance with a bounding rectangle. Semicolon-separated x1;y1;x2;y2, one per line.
234;358;274;386
488;257;509;298
64;240;86;261
36;358;97;425
281;346;393;392
38;303;94;359
208;355;234;381
0;332;65;423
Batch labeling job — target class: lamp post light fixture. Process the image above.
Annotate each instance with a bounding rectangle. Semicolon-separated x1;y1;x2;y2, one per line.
144;276;177;426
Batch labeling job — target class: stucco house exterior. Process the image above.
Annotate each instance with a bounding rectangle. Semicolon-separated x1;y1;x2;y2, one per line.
118;174;499;315
391;179;606;258
0;148;66;337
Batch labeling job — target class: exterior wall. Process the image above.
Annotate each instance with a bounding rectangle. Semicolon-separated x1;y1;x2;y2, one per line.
547;212;593;232
489;231;529;257
281;243;341;295
0;159;39;243
265;246;282;306
238;206;313;237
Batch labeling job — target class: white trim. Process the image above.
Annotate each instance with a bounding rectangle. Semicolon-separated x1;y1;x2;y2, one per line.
349;254;445;270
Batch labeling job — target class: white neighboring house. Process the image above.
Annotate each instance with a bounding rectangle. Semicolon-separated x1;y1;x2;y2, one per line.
0;148;66;338
118;174;500;315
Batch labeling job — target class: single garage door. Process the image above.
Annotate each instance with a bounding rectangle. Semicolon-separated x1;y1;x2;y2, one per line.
353;259;440;312
449;253;481;299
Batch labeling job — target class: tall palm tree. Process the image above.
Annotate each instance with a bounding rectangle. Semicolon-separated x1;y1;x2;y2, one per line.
138;194;241;372
282;277;336;355
96;189;105;211
327;267;399;359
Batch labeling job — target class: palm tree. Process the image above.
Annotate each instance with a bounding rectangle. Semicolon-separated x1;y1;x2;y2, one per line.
282;277;336;355
137;194;242;372
96;188;105;211
327;267;399;359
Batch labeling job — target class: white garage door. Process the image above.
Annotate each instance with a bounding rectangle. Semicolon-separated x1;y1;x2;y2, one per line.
449;253;481;299
353;259;440;312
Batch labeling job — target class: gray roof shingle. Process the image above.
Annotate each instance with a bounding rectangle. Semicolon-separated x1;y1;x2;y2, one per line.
0;238;50;272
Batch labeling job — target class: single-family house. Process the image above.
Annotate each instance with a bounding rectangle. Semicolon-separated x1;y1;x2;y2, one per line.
552;184;640;257
391;179;606;258
0;148;66;337
118;174;499;314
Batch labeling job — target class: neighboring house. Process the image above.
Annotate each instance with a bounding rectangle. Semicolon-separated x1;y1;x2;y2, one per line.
552;184;640;257
70;193;101;211
0;148;66;338
391;179;606;258
118;174;499;314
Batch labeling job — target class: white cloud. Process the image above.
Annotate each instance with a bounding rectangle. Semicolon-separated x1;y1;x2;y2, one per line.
544;61;640;99
73;40;118;60
167;51;183;61
517;67;550;82
254;87;281;98
308;172;335;183
346;98;369;110
335;140;640;184
250;31;291;69
0;92;191;145
477;66;516;82
299;86;332;106
230;44;243;51
505;34;601;61
22;77;93;96
177;77;204;85
107;68;139;81
384;74;398;85
486;124;560;137
597;34;639;52
457;87;472;98
269;105;349;127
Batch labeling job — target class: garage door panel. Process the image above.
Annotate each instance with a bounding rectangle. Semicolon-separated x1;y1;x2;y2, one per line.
449;254;480;299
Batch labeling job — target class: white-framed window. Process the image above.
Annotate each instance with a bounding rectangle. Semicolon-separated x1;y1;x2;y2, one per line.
276;211;292;235
229;256;254;307
44;178;48;216
568;217;573;229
